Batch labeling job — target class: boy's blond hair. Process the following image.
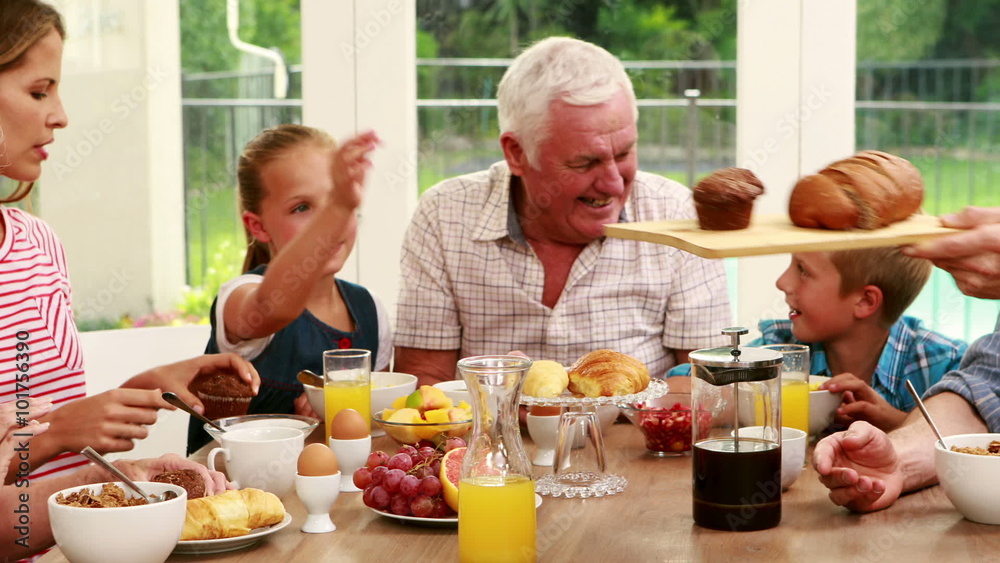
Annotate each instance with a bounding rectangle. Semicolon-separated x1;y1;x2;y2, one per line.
828;247;932;328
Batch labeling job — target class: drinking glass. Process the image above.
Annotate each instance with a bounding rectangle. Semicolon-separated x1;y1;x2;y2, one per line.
760;344;810;434
536;411;626;498
323;349;371;442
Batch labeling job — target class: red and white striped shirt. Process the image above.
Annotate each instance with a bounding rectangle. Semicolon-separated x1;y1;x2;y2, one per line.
0;206;87;480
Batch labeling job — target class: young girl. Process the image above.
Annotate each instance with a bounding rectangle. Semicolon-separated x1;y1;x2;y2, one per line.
188;124;388;452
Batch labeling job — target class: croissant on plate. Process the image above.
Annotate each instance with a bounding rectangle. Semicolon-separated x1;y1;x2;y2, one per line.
523;360;569;398
567;350;650;398
180;488;284;540
788;150;924;230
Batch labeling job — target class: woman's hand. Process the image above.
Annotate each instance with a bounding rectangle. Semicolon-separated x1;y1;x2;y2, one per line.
125;353;260;415
113;453;231;496
903;206;1000;299
0;398;51;479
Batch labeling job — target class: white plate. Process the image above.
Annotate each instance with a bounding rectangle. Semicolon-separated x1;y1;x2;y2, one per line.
172;512;292;555
368;494;542;526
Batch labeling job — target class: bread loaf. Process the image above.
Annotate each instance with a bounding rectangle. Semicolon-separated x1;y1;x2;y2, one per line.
788;150;923;230
567;350;650;398
180;488;284;540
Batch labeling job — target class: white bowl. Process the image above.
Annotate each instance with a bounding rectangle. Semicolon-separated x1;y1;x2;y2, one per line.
809;375;843;435
934;433;1000;525
48;481;187;563
432;379;471;406
204;414;320;445
304;372;418;432
733;426;807;491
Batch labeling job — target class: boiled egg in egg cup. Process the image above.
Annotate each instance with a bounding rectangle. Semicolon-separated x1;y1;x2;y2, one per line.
327;409;371;492
296;443;342;533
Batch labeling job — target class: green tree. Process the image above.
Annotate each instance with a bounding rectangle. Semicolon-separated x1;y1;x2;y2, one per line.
856;0;947;62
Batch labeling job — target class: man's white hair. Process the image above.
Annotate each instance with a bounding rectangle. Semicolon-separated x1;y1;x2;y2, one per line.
497;37;637;168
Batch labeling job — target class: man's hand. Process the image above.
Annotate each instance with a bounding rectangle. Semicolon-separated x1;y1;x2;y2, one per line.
822;373;908;431
813;421;905;513
903;206;1000;299
113;453;231;496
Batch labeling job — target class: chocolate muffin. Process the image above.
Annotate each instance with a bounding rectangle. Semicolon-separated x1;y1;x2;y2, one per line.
693;167;765;230
189;373;253;420
152;469;206;499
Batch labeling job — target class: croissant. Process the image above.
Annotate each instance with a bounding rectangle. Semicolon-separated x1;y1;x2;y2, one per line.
567;350;650;398
788;150;924;230
523;360;569;398
180;488;284;541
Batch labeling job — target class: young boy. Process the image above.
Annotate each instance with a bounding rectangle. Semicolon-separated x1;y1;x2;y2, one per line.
671;246;967;432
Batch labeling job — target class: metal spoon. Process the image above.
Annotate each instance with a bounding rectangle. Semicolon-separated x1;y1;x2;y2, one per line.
905;380;948;449
80;447;175;503
161;391;226;433
297;369;324;388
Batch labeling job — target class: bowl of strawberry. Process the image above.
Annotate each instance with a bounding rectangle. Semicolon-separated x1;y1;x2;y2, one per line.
619;393;710;457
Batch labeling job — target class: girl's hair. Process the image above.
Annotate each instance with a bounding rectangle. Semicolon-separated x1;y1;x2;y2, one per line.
237;123;336;273
829;247;932;329
497;37;637;168
0;0;65;204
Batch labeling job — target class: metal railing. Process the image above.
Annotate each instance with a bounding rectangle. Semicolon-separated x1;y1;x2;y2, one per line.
180;59;999;341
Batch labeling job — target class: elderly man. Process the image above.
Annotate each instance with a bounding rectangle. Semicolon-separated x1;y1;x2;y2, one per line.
814;206;1000;512
394;37;731;385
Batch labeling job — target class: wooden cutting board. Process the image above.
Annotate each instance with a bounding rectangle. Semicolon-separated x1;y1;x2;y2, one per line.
604;214;958;259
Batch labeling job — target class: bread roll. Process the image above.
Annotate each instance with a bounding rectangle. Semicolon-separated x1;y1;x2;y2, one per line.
180;488;284;541
788;151;924;230
523;360;569;398
567;350;650;398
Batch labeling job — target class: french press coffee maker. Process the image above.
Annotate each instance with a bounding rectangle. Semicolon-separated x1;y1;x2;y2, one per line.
690;327;783;531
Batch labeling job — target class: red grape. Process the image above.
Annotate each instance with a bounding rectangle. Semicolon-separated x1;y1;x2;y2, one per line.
362;485;377;508
431;497;452;518
353;466;373;489
413;465;434;480
430;460;441;475
399;474;421;497
370;485;391;509
390;493;411;516
444;437;465;452
388;452;414;472
417;446;437;460
420;476;442;497
370;465;388;486
366;450;389;469
411;494;435;517
398;445;419;458
384;468;405;493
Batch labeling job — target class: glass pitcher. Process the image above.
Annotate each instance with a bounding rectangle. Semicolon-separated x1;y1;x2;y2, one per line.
457;355;537;563
690;327;783;531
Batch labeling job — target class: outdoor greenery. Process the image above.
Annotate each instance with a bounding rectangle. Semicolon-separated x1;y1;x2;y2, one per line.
82;1;996;334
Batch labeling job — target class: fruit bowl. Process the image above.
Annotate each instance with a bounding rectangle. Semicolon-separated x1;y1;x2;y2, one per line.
619;393;711;457
373;409;473;447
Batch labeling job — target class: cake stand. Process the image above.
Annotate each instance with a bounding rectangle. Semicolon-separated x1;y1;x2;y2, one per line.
522;379;670;498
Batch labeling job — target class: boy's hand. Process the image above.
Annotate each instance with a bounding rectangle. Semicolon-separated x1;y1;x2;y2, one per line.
331;130;381;210
822;373;908;432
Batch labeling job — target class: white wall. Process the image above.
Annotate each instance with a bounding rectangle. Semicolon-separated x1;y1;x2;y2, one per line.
41;0;185;324
735;1;857;336
301;0;418;328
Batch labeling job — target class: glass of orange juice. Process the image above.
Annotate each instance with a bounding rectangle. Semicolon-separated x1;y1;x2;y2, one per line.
322;349;372;441
760;344;810;434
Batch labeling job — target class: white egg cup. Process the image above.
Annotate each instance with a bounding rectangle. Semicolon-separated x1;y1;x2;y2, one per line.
328;436;371;492
295;472;341;533
526;414;561;466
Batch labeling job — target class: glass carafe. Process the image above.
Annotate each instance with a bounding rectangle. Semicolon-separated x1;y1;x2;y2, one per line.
690;327;783;531
457;355;537;563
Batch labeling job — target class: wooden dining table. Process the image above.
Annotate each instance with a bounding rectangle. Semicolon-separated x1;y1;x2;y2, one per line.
40;422;999;562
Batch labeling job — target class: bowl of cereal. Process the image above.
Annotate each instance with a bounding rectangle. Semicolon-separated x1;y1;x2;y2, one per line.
48;481;187;563
934;433;1000;525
